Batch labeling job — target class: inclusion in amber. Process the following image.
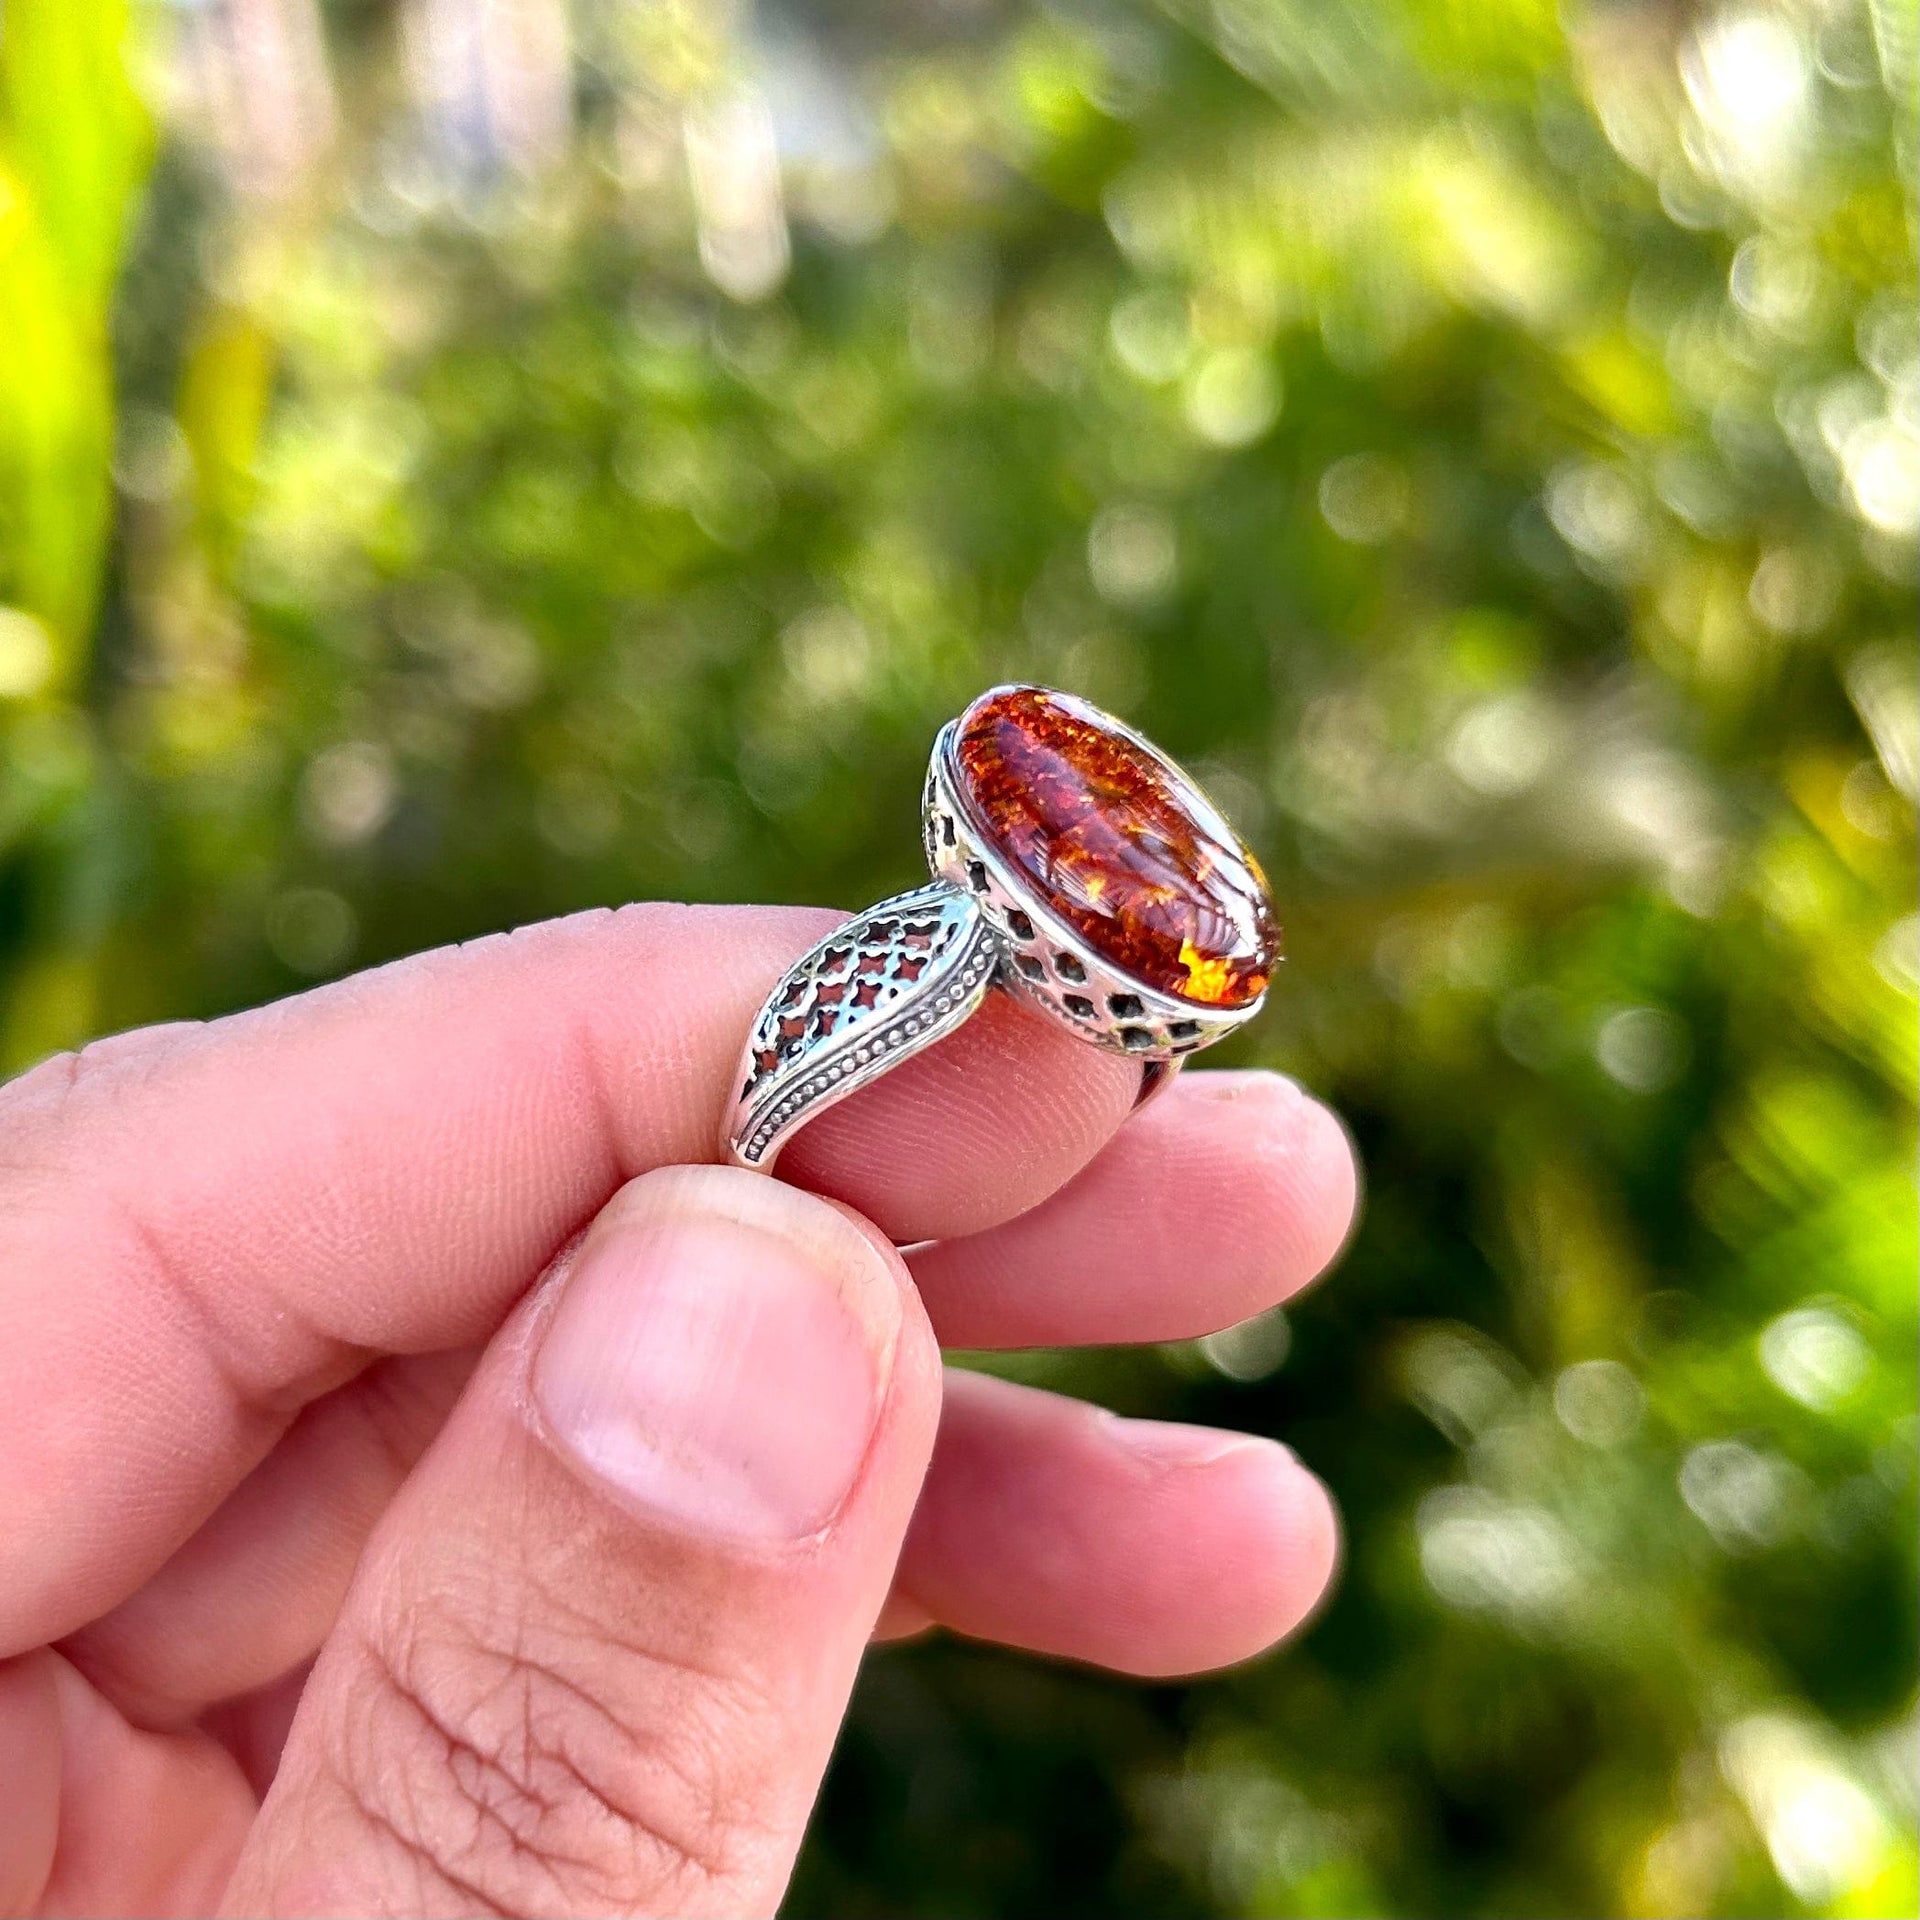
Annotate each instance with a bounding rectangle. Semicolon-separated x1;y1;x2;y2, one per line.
951;686;1279;1009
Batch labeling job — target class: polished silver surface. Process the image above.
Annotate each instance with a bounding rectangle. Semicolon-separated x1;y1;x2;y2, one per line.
724;691;1267;1171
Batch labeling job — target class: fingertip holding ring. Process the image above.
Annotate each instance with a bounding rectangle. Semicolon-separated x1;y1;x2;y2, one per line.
724;686;1279;1172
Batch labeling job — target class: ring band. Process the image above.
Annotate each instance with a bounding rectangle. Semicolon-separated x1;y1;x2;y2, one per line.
724;685;1281;1172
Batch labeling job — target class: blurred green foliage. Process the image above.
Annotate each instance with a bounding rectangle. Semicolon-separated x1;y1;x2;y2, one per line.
1;0;1915;1912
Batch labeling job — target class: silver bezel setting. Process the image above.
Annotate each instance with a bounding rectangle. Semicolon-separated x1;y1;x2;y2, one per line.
723;687;1271;1170
920;706;1263;1062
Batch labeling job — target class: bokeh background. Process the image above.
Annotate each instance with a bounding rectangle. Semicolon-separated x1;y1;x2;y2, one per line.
1;0;1916;1912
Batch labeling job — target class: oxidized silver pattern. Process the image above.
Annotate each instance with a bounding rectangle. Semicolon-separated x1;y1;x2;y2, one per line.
725;693;1267;1171
729;883;998;1169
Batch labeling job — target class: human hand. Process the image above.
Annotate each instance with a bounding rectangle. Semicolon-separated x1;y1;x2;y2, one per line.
0;904;1356;1917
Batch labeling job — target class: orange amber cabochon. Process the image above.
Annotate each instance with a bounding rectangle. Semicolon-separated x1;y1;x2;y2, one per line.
949;686;1280;1009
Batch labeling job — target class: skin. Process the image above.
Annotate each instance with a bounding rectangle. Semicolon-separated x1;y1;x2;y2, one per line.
0;903;1358;1917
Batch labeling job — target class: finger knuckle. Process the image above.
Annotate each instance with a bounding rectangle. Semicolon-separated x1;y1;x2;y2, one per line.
0;1049;110;1210
0;1027;190;1261
328;1574;781;1916
0;1022;195;1129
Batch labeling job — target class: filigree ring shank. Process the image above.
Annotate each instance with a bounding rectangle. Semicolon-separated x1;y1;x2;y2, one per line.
724;688;1276;1172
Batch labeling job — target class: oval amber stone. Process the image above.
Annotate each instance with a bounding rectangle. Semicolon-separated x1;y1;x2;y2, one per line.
951;686;1279;1008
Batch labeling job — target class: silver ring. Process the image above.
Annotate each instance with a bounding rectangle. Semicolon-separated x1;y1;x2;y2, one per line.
724;685;1281;1172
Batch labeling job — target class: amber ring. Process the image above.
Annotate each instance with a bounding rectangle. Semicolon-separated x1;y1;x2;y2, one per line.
724;685;1281;1172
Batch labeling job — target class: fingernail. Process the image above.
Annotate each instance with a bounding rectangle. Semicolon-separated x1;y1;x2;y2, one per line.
1101;1413;1296;1473
532;1166;901;1543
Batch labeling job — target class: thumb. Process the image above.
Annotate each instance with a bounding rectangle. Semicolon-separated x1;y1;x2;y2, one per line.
224;1165;941;1919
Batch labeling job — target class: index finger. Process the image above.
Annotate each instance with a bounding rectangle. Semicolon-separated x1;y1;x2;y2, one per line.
0;903;1137;1653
